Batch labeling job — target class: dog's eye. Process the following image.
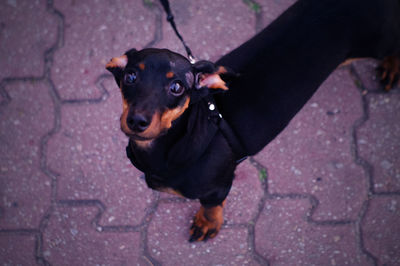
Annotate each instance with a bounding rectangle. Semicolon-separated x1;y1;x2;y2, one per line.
124;72;137;85
169;81;184;96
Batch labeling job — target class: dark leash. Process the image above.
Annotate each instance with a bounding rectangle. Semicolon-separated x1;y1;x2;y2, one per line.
157;0;248;164
158;0;196;63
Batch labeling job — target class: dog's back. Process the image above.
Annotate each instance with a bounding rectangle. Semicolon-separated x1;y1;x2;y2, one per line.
215;0;400;155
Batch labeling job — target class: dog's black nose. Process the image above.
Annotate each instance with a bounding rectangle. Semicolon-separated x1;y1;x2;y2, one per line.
127;114;150;132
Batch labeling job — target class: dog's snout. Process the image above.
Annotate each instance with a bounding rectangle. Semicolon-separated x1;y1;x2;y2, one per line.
127;113;151;132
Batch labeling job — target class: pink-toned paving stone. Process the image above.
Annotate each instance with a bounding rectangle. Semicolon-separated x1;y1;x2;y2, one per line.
362;196;400;266
42;206;140;265
52;0;155;100
254;68;367;221
0;81;53;229
0;234;36;265
46;78;153;226
357;93;400;192
255;198;371;266
154;0;256;61
148;201;259;265
0;0;57;80
225;160;264;224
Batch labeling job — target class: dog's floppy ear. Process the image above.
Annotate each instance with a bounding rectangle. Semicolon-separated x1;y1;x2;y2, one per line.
192;60;235;91
106;48;137;87
106;55;127;87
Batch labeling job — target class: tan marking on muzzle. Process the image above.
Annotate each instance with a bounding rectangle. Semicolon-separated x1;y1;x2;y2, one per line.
120;101;133;135
160;97;190;130
120;110;161;149
132;112;163;149
120;97;191;150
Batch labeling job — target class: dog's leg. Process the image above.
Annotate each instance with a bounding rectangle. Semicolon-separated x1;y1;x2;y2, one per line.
189;200;225;242
377;54;400;91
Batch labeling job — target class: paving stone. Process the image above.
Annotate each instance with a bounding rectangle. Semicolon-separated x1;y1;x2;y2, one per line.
52;0;155;100
0;0;57;80
46;79;153;226
0;234;36;265
42;206;140;265
357;93;400;192
362;196;400;266
154;0;256;61
254;68;366;221
0;81;53;229
148;201;258;266
225;160;264;224
255;198;371;266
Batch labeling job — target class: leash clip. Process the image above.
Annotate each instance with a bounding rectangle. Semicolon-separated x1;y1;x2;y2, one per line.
159;0;196;63
188;54;197;64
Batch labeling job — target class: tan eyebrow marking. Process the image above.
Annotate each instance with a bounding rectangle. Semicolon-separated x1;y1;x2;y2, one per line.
139;62;145;70
166;71;175;78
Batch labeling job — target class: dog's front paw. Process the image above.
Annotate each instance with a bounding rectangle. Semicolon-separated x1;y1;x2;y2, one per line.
189;205;224;242
377;55;400;91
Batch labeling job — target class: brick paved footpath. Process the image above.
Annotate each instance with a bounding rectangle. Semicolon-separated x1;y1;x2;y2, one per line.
0;1;399;265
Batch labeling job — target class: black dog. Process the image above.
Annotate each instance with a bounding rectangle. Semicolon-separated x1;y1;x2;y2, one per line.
106;0;400;241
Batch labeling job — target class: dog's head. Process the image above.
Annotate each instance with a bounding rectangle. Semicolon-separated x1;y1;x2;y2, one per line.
106;48;232;147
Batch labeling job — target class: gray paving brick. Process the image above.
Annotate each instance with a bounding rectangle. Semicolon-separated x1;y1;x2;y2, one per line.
0;0;57;80
0;234;36;265
154;0;256;61
225;160;264;224
357;93;400;192
0;81;53;229
52;0;155;100
42;206;140;265
46;80;153;226
362;196;400;266
255;198;371;265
